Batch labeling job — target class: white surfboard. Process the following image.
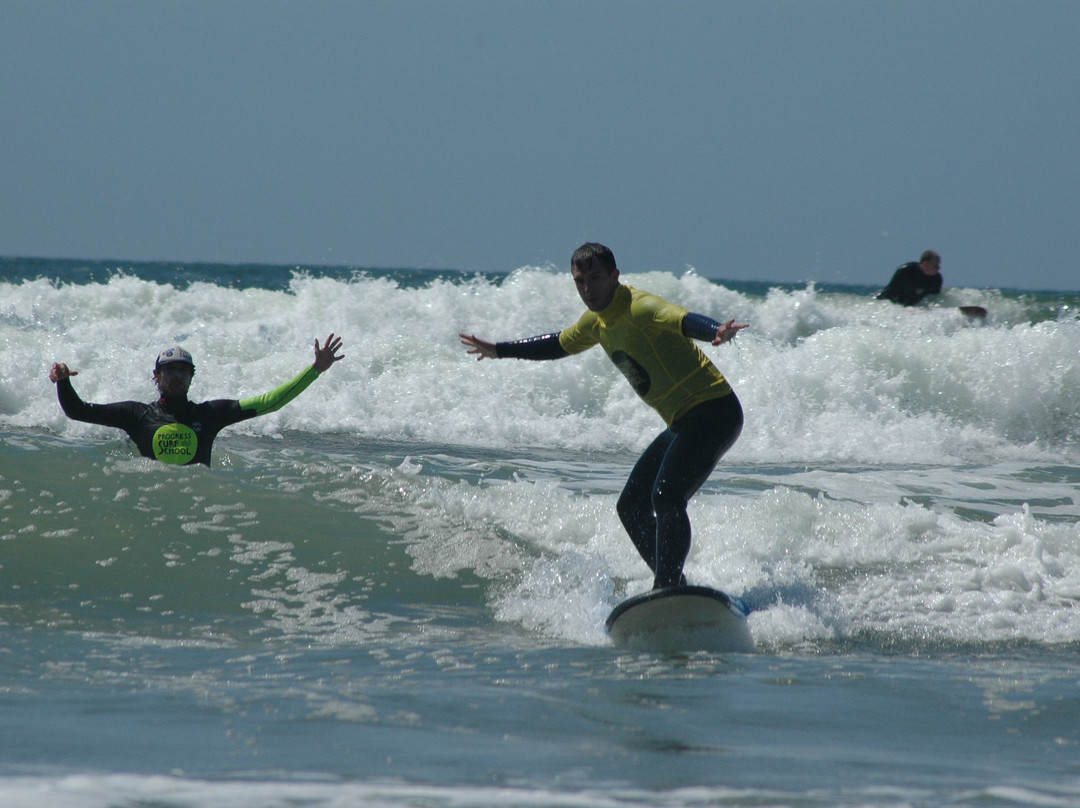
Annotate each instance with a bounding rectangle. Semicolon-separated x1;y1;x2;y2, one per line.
605;584;754;653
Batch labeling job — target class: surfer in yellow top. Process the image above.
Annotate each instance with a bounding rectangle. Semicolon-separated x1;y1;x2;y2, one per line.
49;334;344;466
460;243;746;591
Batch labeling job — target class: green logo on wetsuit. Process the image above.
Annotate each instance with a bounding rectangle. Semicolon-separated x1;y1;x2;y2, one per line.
153;423;198;464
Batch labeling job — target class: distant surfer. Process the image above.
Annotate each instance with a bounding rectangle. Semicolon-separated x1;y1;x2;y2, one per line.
460;243;746;592
48;334;344;466
877;250;943;305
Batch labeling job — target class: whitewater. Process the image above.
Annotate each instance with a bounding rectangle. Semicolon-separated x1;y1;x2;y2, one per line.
2;256;1079;808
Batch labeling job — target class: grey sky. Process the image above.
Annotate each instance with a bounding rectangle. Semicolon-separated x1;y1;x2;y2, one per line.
3;1;1077;290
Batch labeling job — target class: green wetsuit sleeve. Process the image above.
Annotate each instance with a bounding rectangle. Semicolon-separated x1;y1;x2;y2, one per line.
238;366;320;416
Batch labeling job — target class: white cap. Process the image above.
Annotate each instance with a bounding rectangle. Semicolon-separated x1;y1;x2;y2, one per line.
155;346;195;370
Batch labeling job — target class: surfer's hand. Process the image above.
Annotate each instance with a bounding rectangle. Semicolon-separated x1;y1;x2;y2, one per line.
49;363;77;383
712;319;748;346
312;333;344;373
460;333;498;360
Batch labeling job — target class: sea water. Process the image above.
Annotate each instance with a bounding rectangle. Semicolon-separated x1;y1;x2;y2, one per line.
1;257;1079;807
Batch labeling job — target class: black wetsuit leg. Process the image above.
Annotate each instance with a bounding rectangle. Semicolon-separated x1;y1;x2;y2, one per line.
616;394;744;589
616;429;673;577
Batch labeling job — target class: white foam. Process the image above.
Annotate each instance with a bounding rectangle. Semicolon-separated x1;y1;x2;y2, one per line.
6;269;1079;465
6;267;1080;649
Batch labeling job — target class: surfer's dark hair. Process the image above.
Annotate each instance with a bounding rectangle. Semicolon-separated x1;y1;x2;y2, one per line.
571;243;618;275
920;250;940;263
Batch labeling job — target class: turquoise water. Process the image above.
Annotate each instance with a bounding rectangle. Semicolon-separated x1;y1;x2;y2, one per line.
2;257;1079;807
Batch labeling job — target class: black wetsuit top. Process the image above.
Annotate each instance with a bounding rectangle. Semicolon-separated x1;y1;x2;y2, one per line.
55;366;319;465
877;262;943;306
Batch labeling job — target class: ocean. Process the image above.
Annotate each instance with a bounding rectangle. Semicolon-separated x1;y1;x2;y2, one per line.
2;256;1079;808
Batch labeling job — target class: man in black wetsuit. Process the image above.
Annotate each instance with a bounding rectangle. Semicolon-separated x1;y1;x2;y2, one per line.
49;334;344;465
877;250;943;305
460;243;747;591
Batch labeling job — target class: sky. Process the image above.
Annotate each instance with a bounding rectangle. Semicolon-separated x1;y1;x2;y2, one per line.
2;1;1078;291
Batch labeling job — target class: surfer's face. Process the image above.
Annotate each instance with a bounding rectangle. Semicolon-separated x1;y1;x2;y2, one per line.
572;263;620;312
154;365;194;398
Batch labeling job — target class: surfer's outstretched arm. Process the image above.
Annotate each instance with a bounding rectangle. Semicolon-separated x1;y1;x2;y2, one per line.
236;333;345;417
460;332;569;361
681;314;749;346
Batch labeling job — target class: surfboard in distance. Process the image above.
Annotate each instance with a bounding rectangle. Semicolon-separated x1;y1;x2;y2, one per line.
605;584;754;653
959;305;987;318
